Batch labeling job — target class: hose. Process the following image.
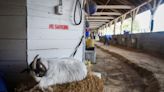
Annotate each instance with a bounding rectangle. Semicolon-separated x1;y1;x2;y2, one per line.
73;0;82;25
70;35;84;57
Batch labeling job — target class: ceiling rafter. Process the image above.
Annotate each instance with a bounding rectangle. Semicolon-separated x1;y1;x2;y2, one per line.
87;20;110;22
87;16;114;19
97;5;134;9
93;12;121;15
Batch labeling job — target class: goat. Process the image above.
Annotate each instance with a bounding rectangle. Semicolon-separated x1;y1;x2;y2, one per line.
27;55;87;91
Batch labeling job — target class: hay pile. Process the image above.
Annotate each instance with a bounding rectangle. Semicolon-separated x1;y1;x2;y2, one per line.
15;74;104;92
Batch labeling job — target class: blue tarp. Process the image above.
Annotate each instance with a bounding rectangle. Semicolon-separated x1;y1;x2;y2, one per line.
0;74;7;92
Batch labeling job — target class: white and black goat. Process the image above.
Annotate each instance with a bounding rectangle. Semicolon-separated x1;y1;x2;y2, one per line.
25;55;87;90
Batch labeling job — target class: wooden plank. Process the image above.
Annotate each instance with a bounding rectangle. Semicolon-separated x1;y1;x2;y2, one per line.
97;5;133;9
0;40;26;50
87;16;114;19
89;22;106;24
0;16;26;39
93;12;121;16
89;26;99;28
90;24;103;26
0;5;26;16
27;10;69;23
27;0;58;7
27;3;73;13
27;47;83;63
27;0;73;9
27;0;85;64
27;0;83;21
0;50;26;60
0;40;26;60
87;20;109;22
0;0;26;6
27;8;72;20
28;29;83;40
27;39;82;50
27;16;84;31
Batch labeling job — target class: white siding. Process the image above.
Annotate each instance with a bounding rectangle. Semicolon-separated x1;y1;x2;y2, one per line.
27;0;85;64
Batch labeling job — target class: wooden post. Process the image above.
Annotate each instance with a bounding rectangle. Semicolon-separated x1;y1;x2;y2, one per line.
149;0;163;32
131;12;134;34
120;15;126;34
114;18;119;35
106;24;109;34
114;21;116;35
130;7;140;34
109;21;113;35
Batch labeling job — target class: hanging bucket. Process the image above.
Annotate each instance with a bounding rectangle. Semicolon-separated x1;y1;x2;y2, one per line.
84;0;97;15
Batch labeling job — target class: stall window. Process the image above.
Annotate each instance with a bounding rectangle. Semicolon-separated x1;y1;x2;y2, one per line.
154;4;164;32
122;18;132;34
134;10;151;33
115;22;121;35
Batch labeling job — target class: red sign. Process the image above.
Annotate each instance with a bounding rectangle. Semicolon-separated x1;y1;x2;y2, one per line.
49;24;69;30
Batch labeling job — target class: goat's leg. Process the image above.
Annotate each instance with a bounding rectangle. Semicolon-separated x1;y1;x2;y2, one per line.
47;87;53;92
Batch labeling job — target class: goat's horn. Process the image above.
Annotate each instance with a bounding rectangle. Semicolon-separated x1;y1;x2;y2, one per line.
33;54;39;69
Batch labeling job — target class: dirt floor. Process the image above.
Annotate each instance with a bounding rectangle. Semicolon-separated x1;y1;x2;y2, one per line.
95;42;164;92
92;48;158;92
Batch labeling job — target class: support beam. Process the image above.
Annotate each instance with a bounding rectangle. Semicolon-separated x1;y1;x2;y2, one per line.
90;23;104;25
97;5;133;9
149;0;163;32
120;15;126;34
86;16;114;20
90;27;98;29
87;20;109;22
90;26;99;28
130;7;140;34
110;9;122;14
89;24;105;27
114;19;119;35
89;22;106;24
100;0;153;32
90;24;103;27
89;22;106;26
93;12;121;16
89;23;109;26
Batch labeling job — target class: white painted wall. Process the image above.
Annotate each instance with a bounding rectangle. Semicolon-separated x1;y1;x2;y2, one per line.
27;0;85;63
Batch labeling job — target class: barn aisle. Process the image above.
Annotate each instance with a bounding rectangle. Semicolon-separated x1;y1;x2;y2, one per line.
92;43;164;92
93;48;145;92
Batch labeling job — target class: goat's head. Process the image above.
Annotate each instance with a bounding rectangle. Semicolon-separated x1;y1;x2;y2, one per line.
29;55;48;78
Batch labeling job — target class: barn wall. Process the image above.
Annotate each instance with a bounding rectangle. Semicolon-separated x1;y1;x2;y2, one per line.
0;0;85;90
111;32;164;56
27;0;85;63
0;0;27;90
